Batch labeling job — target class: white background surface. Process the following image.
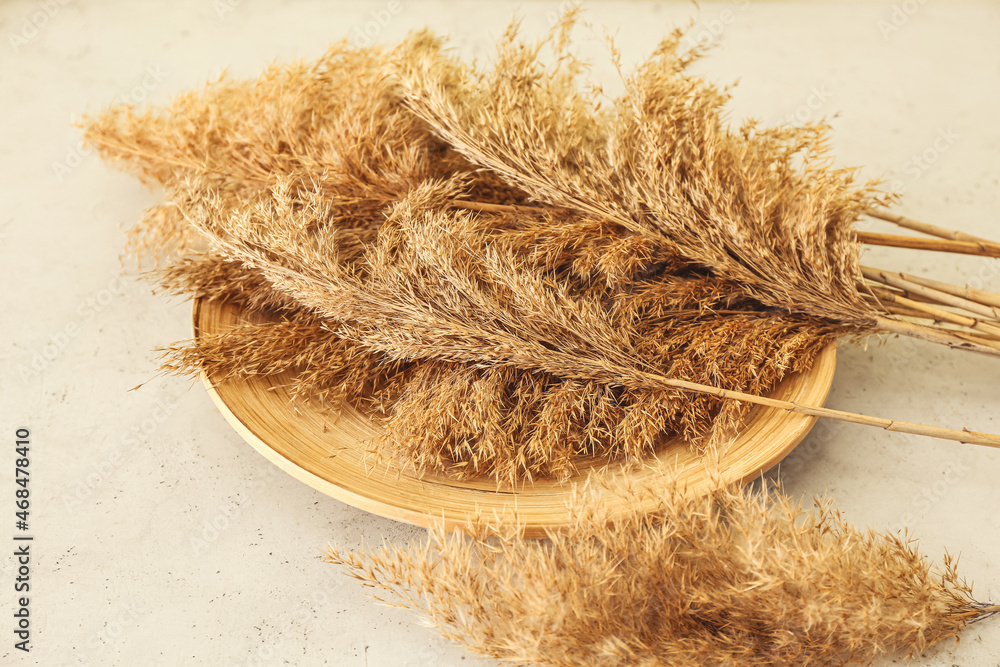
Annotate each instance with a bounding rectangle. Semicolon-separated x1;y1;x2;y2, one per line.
1;1;999;665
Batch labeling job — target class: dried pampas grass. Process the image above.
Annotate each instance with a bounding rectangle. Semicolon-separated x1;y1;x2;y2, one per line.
162;174;834;481
327;468;999;666
397;23;886;329
82;14;1000;665
83;16;1000;483
397;19;1000;357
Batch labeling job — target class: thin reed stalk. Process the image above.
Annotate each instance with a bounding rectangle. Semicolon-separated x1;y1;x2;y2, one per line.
866;209;996;244
856;231;1000;258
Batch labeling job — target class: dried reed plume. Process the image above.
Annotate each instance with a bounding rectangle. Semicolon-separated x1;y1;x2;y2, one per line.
163;174;833;481
84;19;1000;663
327;468;999;666
397;18;1000;357
396;21;888;328
83;18;1000;483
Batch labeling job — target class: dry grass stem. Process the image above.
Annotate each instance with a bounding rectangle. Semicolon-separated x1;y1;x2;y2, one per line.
856;231;1000;258
864;267;1000;322
888;271;1000;311
867;287;1000;338
866;209;996;244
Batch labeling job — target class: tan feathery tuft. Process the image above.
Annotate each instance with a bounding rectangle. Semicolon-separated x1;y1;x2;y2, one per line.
83;20;1000;481
326;464;1000;666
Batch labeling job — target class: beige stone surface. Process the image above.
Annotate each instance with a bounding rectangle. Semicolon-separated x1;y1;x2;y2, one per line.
1;1;998;664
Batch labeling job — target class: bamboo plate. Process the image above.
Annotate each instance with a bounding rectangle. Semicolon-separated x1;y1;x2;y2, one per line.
195;298;837;537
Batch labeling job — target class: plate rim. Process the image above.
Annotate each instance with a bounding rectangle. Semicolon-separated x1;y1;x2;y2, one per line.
194;297;838;536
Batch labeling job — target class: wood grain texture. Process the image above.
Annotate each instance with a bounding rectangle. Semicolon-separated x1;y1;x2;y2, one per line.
195;298;837;537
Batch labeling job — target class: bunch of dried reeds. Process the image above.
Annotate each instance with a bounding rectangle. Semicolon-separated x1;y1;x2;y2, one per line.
326;466;999;666
83;18;1000;485
84;16;1000;665
395;22;1000;356
156;172;838;482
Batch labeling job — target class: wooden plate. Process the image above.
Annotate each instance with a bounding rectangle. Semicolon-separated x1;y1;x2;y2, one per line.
195;298;837;537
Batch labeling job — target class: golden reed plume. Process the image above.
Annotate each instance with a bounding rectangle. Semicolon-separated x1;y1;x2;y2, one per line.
83;23;1000;481
326;464;1000;666
83;15;1000;664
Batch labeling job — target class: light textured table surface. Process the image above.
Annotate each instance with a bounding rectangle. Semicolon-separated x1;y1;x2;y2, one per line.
2;1;999;665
